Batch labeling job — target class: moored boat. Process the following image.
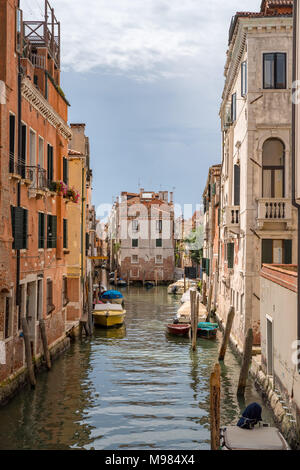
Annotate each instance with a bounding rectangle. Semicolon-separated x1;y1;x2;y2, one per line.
100;289;124;305
92;303;126;328
166;323;191;336
197;322;218;339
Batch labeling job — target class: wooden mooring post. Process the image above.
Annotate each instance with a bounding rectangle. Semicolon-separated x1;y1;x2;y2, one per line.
39;318;51;370
218;306;235;361
237;328;253;397
210;363;221;450
184;273;186;292
190;289;197;351
206;283;213;322
21;317;36;388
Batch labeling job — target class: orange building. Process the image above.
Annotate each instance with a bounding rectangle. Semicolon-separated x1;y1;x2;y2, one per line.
0;0;77;399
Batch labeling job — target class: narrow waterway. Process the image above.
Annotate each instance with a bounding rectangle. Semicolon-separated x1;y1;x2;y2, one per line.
0;287;274;450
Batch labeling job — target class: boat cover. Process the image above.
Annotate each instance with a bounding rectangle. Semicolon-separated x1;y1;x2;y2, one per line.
101;290;123;299
237;402;262;429
94;303;124;312
197;322;218;329
222;426;289;450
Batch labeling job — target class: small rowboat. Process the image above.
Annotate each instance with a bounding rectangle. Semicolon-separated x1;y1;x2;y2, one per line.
93;303;126;328
167;323;191;336
197;322;218;339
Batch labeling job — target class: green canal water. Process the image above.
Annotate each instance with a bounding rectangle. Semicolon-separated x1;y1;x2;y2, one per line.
0;287;274;450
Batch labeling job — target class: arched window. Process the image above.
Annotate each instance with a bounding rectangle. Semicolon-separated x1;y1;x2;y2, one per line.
262;138;285;198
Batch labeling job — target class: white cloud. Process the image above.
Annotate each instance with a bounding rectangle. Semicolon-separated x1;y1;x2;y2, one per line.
21;0;260;80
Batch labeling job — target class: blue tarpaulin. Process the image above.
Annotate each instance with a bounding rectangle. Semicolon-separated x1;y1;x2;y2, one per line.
101;290;124;300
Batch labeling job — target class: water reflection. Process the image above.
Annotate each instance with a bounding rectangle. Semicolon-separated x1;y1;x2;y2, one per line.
0;287;274;450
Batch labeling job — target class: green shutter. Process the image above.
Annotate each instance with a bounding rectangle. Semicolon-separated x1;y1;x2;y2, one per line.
13;207;27;250
234;165;240;206
212;183;216;196
63;157;68;184
227;243;234;269
284;240;292;264
63;219;68;249
11;206;15;249
39;213;45;249
262;239;273;264
206;259;210;276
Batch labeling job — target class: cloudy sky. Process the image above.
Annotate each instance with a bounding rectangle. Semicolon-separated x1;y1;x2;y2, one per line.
21;0;259;213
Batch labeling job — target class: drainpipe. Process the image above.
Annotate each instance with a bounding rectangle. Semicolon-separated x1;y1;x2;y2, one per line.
16;52;22;309
81;166;85;295
292;0;300;373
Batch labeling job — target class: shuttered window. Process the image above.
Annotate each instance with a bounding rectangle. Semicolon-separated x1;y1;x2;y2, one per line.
38;213;45;249
11;206;28;250
47;215;57;248
262;239;273;264
63;157;68;184
227;243;234;269
86;233;89;256
63;219;68;249
47;144;54;183
132;239;138;248
241;61;247;96
234;165;240;206
231;93;237;122
9;114;15;173
284;239;292;264
156;238;162;247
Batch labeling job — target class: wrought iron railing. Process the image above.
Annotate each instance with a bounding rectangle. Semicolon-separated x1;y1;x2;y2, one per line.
25;166;47;191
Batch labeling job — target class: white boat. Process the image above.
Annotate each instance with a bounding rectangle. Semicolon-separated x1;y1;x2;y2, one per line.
220;425;290;450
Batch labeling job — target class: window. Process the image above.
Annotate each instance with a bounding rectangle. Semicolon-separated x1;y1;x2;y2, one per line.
47;215;57;248
86;233;89;256
263;53;286;89
132;220;139;232
132;255;138;264
63;157;68;184
227;243;234;269
234;165;240;206
156;220;162;233
47;144;54;184
46;279;54;315
38;137;44;168
231;93;237;123
9;114;15;173
156;255;163;264
132;239;138;248
29;130;36;167
11;206;28;250
63;219;68;249
4;296;12;339
262;239;292;264
20;123;27;178
156;238;162;247
16;8;22;53
37;279;43;320
262;139;285;198
62;277;68;307
38;212;45;249
241;61;247;96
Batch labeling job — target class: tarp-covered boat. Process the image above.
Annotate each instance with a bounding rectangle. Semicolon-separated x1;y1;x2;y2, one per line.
92;303;126;328
100;290;124;305
197;322;218;338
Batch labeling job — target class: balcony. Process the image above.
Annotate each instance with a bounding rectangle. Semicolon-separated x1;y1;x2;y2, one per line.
26;166;47;193
224;206;240;233
257;198;293;230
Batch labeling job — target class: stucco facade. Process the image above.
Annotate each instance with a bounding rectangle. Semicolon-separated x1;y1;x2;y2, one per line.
217;2;297;350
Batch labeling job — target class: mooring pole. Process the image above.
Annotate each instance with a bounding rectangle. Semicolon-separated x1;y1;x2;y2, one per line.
21;317;36;388
210;363;221;450
219;306;235;361
237;328;253;397
39;318;51;370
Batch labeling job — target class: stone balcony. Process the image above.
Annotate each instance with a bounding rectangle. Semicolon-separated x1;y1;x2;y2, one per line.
257;198;293;230
224;205;240;233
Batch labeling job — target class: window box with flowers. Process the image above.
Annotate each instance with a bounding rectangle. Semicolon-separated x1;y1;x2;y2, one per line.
47;181;80;204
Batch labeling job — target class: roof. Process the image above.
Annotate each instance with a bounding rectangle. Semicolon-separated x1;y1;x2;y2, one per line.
68;149;83;156
229;0;293;44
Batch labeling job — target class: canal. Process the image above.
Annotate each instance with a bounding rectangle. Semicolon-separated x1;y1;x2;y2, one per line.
0;287;274;450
